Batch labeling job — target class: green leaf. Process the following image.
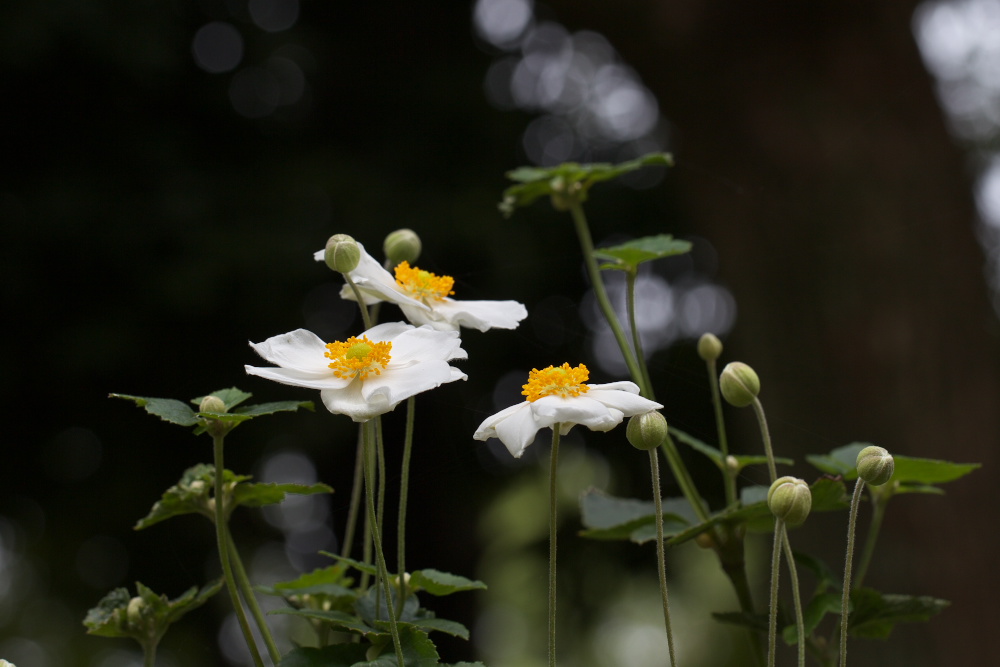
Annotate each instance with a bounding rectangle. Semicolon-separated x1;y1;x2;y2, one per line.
192;387;254;411
232;481;333;508
83;587;132;638
594;234;692;272
271;607;379;637
499;153;673;216
409;569;487;596
110;393;199;426
669;427;793;470
321;552;380;577
259;564;354;599
848;588;950;639
277;644;369;667
782;592;841;644
354;626;441;666
891;455;981;485
806;443;868;478
134;464;250;529
408;616;470;640
578;488;700;542
809;477;851;511
711;610;768;633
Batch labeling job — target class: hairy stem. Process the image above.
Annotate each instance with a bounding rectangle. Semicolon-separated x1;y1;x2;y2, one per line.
649;448;677;666
840;479;866;667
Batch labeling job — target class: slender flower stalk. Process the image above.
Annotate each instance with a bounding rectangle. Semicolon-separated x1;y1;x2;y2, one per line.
648;448;677;666
698;335;736;506
548;425;562;667
767;520;784;667
623;270;654;398
211;433;264;667
853;491;888;589
340;434;365;560
782;533;807;667
226;530;281;664
566;202;648;396
396;396;416;614
751;398;778;482
840;479;865;667
662;434;711;524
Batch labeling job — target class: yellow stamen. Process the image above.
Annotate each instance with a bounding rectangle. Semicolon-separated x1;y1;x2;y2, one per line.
522;363;591;402
325;335;392;380
394;261;455;302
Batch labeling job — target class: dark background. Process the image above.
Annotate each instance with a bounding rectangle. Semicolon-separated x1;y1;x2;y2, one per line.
2;0;997;665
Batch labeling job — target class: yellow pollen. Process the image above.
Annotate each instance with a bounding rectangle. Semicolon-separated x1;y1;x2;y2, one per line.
325;336;392;380
394;261;455;302
522;363;591;402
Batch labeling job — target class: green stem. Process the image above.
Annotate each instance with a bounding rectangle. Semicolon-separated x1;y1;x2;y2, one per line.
767;520;783;667
625;270;654;398
142;643;156;667
751;398;778;482
212;433;265;667
548;425;562;667
363;421;404;667
648;448;677;666
344;273;373;330
715;531;764;667
840;479;866;667
567;201;648;397
707;358;737;507
226;529;281;664
341;433;365;560
397;396;416;615
662;434;710;524
782;531;806;667
852;489;887;589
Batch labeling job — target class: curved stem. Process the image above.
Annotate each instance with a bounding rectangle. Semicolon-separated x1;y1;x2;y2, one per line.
767;520;784;667
396;396;416;615
707;358;737;507
649;448;677;666
226;529;281;664
548;425;562;667
662;434;710;524
751;398;778;482
363;421;404;667
781;531;806;667
212;434;265;667
567;202;648;397
852;489;887;589
341;433;365;560
840;479;866;667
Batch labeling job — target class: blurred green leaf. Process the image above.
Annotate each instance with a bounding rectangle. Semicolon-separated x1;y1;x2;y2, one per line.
578;488;700;542
891;455;980;484
409;569;487;596
594;234;692;272
233;481;332;508
277;644;368;667
670;427;793;470
782;592;841;645
848;588;950;639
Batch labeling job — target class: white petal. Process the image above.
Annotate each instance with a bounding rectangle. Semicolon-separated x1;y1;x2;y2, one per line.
245;364;350;390
531;395;623;432
249;329;330;373
586;387;663;415
364;321;416;342
430;299;528;332
474;402;544;458
398;303;457;331
389;325;467;365
362;359;465;406
319;383;389;422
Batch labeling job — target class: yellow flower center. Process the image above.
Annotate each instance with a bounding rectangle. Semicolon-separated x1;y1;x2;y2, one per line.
325;336;392;379
394;261;455;302
522;363;591;402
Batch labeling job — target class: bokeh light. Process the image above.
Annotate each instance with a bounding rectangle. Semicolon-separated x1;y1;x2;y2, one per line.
192;22;244;74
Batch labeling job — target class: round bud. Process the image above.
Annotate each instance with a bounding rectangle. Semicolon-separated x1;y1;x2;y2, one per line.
694;531;716;550
199;395;227;414
725;455;740;473
383;228;422;265
324;234;361;273
767;476;812;527
697;333;723;361
126;596;145;629
626;411;669;451
719;362;760;408
856;446;894;486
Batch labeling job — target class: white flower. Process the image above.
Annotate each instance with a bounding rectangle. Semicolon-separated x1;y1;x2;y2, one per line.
474;363;663;458
314;243;527;332
245;322;467;422
0;661;16;667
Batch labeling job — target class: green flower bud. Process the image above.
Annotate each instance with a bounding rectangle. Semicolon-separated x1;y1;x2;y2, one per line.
719;362;760;407
626;411;669;451
324;234;361;273
856;446;894;486
697;333;723;361
767;476;812;527
199;395;227;414
383;228;422;265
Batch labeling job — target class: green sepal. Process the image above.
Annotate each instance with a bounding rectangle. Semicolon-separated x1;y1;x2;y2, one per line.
594;234;692;272
847;588;950;639
498;152;673;216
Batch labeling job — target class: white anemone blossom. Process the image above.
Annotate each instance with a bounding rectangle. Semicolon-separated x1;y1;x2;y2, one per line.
474;363;663;458
314;244;527;332
245;322;467;422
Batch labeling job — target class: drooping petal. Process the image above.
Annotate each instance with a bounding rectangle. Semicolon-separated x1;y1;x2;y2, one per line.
531;395;622;432
585;385;663;415
474;402;544;458
401;298;527;332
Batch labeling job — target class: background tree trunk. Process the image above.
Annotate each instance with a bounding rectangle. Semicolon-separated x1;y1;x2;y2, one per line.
548;0;1000;663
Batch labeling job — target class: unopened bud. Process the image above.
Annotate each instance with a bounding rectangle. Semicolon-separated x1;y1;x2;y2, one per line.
383;228;422;265
720;362;760;408
694;531;716;549
767;476;812;527
324;234;361;273
697;333;723;361
626;411;669;451
856;446;894;486
199;395;227;414
126;596;145;629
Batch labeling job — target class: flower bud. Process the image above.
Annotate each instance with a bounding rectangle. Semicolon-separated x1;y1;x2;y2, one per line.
324;234;361;273
719;362;760;407
626;411;669;451
767;476;812;527
126;596;145;629
199;395;227;414
697;333;723;361
694;531;716;550
856;446;894;486
383;228;422;265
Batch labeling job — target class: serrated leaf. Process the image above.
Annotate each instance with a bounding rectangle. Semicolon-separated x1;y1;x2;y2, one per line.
408;616;470;640
806;443;868;478
809;477;851;511
848;588;950;639
83;587;131;637
232;482;333;508
355;626;440;667
891;455;980;484
110;393;199;426
259;564;354;599
409;569;486;596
